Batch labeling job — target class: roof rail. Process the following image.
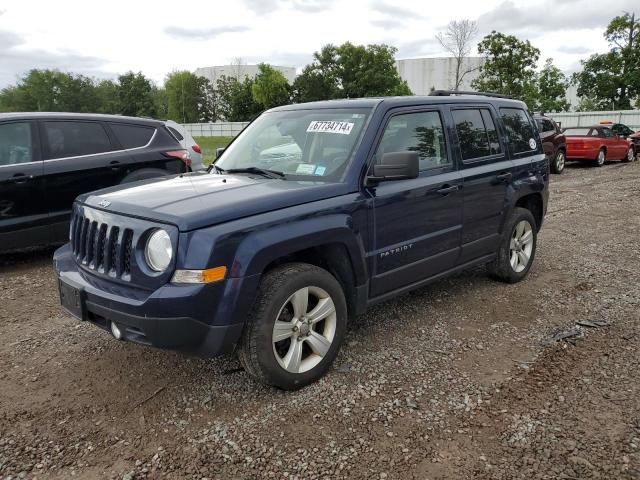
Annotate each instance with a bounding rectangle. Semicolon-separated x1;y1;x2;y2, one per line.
429;90;514;99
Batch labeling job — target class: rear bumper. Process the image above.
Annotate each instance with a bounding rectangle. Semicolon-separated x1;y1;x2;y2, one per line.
53;244;258;357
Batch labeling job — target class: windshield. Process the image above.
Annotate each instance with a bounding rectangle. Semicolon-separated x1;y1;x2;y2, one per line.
215;108;371;180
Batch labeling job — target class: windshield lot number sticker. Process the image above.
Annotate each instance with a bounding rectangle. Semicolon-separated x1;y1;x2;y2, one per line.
307;121;354;135
296;164;316;174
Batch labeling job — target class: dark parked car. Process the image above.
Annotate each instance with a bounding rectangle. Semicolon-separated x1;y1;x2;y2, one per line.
0;113;190;252
54;92;549;390
534;114;566;174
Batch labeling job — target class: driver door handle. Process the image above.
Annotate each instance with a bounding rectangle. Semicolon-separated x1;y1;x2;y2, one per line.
109;160;121;171
496;172;512;182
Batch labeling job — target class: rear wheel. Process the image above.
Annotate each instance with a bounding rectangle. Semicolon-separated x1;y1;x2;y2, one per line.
623;147;636;162
488;207;537;283
238;263;347;390
551;150;566;174
595;148;606;167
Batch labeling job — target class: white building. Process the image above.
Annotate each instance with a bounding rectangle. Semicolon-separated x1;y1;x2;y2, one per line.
195;64;297;88
395;57;485;95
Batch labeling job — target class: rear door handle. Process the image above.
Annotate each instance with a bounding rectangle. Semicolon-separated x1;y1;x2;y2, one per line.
109;161;121;171
9;174;33;184
496;172;512;182
436;184;459;195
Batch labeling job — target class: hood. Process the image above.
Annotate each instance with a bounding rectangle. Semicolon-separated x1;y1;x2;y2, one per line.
79;171;350;231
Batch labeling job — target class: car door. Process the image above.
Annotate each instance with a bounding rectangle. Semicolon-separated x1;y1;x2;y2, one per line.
0;120;48;250
40;119;128;242
450;105;514;263
536;118;555;159
369;108;463;298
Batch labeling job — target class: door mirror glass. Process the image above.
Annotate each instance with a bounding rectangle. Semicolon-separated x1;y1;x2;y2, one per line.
216;147;225;159
370;151;419;182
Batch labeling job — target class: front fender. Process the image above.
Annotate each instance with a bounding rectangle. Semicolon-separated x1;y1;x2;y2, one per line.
232;214;368;284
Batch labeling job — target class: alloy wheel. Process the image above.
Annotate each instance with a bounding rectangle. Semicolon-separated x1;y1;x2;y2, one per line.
272;286;337;374
556;151;565;172
628;148;635;162
509;220;534;273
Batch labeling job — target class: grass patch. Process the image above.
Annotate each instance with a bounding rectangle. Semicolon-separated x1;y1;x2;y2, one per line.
194;136;234;166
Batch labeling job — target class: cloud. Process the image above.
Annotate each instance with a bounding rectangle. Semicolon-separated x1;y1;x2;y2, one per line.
371;18;403;30
0;32;113;88
557;45;592;55
164;25;249;40
242;0;334;15
396;38;441;59
369;0;426;19
478;0;639;36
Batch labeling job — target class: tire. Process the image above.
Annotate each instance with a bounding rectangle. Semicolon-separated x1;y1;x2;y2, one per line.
238;263;347;390
594;148;606;167
551;149;566;174
623;147;635;162
488;207;537;284
120;168;168;184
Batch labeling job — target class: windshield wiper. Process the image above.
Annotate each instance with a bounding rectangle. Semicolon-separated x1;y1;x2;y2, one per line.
210;163;225;174
225;167;286;179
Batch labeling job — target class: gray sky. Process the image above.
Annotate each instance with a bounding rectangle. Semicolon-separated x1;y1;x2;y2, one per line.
0;0;637;88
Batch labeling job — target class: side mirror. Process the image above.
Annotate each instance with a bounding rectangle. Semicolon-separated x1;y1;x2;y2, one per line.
216;147;225;159
367;151;419;185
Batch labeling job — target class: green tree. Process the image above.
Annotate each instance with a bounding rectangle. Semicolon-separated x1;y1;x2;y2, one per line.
251;64;290;109
118;71;157;117
472;31;540;109
292;42;412;102
94;79;121;114
574;12;640;110
536;58;569;112
216;75;262;121
164;70;215;123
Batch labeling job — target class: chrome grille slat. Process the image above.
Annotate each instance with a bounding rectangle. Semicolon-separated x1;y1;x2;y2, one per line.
70;210;135;282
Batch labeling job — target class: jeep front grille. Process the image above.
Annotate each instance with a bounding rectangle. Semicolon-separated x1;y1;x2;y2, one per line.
70;213;133;279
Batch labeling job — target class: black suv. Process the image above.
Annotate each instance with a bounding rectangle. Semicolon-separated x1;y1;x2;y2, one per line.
54;92;549;390
0;113;190;252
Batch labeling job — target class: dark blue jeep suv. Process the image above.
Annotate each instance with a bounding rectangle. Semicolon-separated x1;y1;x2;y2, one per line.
54;92;549;390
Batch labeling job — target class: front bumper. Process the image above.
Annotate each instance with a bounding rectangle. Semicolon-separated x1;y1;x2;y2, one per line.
53;244;257;357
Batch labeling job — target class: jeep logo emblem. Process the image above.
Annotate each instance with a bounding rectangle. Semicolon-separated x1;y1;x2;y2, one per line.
98;199;111;208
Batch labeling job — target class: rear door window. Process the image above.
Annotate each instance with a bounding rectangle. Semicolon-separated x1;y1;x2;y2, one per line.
43;121;113;160
499;108;537;155
452;108;502;161
110;123;155;149
0;122;33;165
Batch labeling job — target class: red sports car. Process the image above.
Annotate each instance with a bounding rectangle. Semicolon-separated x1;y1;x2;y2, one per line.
564;126;636;166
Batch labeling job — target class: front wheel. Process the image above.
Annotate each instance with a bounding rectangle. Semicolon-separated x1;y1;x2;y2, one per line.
238;263;347;390
488;207;537;283
551;150;566;174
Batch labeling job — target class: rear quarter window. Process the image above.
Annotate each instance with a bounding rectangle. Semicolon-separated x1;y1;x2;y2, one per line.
110;123;155;149
166;126;184;141
500;108;537;155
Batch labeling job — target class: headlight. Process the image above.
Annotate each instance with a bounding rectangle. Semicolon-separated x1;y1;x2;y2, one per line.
145;229;172;272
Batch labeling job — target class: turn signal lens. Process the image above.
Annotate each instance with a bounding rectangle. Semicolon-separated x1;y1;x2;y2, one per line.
171;266;227;284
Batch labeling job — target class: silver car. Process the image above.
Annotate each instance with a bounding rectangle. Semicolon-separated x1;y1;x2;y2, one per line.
165;120;204;171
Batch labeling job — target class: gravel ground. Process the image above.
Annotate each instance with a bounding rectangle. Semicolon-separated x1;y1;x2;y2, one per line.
1;160;639;479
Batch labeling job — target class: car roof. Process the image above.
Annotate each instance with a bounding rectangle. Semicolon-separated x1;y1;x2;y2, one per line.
0;112;164;126
268;95;528;112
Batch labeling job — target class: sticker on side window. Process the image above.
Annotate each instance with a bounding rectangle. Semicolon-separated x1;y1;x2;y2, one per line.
307;121;354;135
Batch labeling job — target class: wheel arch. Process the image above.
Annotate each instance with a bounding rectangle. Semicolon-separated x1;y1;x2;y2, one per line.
514;193;544;232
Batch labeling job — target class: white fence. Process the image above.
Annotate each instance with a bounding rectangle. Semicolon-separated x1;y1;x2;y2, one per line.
547;111;640;130
183;110;640;137
183;122;249;137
